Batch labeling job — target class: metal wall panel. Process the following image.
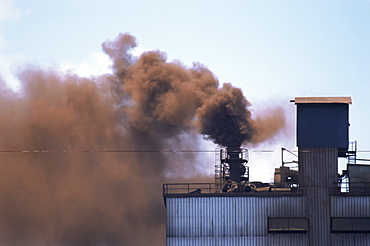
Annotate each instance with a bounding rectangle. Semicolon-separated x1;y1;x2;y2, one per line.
268;234;307;246
299;148;338;245
167;196;370;246
166;196;306;245
298;147;338;189
306;188;331;245
331;196;370;217
296;103;349;148
331;234;370;246
167;236;267;246
330;197;370;246
167;235;310;246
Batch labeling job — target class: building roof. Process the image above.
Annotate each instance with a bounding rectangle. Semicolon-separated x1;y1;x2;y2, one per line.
292;97;352;104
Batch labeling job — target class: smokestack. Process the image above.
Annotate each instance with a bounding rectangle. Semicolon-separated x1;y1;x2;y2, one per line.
226;147;247;183
226;148;246;183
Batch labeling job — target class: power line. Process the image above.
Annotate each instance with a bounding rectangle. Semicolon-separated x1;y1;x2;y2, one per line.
0;149;218;153
1;149;370;153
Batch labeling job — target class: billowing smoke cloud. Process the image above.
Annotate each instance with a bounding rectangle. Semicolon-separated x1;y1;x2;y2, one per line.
0;33;285;245
196;83;256;148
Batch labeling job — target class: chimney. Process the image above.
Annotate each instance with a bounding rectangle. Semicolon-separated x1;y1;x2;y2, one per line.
224;147;248;183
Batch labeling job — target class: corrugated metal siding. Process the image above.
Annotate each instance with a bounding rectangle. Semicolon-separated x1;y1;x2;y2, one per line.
299;148;337;245
166;196;370;245
167;235;312;246
268;234;307;246
168;236;307;246
166;196;306;246
265;197;306;217
331;234;370;246
167;236;267;246
330;197;370;246
306;188;331;245
297;103;349;148
298;147;338;189
331;196;370;217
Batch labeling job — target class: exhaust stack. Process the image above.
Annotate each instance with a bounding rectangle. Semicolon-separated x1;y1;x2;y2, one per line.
220;148;249;183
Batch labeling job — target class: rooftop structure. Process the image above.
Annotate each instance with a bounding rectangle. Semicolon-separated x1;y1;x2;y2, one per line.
292;96;352;104
163;96;370;246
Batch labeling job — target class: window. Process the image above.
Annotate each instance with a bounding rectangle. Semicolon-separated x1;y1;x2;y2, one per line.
332;218;370;232
268;218;309;233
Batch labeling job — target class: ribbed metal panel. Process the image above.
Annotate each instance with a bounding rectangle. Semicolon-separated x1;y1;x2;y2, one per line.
306;188;331;245
331;234;370;246
268;234;307;245
167;236;267;246
298;147;338;189
166;196;306;246
298;148;337;245
331;196;370;217
167;195;370;246
265;197;306;217
296;103;349;148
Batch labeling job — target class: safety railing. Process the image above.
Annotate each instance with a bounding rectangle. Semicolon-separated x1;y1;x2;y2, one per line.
163;182;370;196
163;183;219;195
163;183;302;196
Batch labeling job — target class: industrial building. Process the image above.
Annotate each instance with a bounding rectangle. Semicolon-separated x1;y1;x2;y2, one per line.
163;97;370;246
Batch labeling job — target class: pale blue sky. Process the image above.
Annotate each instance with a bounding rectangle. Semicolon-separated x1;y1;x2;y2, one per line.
1;0;369;180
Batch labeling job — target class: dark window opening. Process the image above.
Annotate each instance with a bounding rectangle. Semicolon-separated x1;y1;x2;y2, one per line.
268;218;309;233
332;217;370;233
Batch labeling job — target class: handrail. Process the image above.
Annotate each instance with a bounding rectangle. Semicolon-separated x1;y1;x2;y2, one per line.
163;182;370;196
163;183;302;195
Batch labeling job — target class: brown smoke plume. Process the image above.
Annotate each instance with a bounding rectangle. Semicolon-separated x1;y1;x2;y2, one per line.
0;33;285;245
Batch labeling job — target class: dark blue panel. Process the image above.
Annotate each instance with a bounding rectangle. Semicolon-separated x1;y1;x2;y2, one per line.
297;103;349;148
